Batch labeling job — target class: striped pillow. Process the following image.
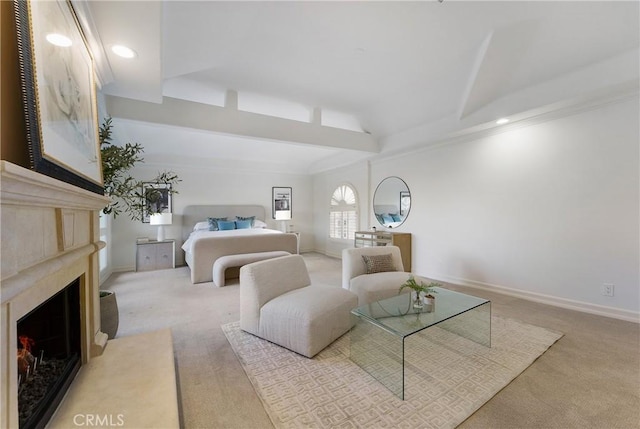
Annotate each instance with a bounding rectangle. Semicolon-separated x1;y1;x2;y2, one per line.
362;254;396;274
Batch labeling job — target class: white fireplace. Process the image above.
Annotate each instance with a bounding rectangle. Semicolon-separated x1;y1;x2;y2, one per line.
1;161;110;428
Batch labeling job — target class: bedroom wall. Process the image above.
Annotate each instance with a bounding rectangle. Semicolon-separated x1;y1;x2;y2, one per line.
314;96;639;321
110;164;313;271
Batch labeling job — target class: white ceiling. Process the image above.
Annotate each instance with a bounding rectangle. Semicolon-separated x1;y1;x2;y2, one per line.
81;0;639;174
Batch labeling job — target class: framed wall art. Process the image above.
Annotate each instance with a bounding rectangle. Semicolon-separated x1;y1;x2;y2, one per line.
14;0;103;194
272;187;292;220
142;183;172;223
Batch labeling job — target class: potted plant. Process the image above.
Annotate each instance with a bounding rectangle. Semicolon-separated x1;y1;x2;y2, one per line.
98;118;181;339
398;275;441;311
99;117;180;220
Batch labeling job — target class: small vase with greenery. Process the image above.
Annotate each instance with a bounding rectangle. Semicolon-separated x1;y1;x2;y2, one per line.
398;275;441;310
99;117;181;220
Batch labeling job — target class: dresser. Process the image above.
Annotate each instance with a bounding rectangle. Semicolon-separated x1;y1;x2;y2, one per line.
135;240;176;271
354;231;412;272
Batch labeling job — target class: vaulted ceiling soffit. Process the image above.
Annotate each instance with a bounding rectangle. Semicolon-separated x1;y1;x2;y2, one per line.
104;93;379;153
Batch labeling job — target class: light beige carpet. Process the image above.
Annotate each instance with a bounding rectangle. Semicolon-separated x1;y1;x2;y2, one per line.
222;316;563;429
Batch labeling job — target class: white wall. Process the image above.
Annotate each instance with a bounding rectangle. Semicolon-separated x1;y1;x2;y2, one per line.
315;96;639;320
110;164;313;271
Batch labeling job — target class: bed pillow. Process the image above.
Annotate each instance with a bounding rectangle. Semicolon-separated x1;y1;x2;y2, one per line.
193;221;209;231
235;219;253;229
390;213;401;222
207;217;228;231
362;253;396;274
253;219;267;228
381;214;394;224
235;215;255;227
217;220;236;230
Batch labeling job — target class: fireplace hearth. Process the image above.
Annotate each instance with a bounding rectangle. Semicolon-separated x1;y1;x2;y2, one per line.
17;278;82;429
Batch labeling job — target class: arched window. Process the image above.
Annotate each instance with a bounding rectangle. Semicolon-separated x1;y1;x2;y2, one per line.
329;184;358;240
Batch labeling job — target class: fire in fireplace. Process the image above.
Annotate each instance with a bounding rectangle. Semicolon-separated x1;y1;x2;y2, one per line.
16;278;82;429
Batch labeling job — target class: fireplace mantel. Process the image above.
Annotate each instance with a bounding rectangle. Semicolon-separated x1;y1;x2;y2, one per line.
1;161;110;429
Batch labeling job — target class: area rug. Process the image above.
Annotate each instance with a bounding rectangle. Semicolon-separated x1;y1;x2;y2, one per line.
222;317;563;429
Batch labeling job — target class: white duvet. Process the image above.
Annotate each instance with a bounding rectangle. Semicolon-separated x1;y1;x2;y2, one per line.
181;228;283;254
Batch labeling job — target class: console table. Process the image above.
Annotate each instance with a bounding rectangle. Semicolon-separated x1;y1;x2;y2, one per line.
354;231;411;271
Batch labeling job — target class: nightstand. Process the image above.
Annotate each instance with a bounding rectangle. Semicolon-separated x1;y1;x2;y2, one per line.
135;239;175;271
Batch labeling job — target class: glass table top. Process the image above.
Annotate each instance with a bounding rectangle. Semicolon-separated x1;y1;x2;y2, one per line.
351;287;490;338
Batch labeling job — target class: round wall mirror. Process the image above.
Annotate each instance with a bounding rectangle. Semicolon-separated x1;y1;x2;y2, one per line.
373;176;411;228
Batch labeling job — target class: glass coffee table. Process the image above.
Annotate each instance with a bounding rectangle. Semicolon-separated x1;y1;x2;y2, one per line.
350;287;491;399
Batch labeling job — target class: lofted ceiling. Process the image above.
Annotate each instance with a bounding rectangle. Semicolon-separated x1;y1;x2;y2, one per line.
79;0;640;174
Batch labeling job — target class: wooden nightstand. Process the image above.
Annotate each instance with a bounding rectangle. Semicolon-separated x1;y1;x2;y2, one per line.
135;239;175;271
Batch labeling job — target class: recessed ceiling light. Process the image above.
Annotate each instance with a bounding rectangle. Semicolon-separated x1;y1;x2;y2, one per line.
496;118;509;125
111;44;137;59
46;33;72;47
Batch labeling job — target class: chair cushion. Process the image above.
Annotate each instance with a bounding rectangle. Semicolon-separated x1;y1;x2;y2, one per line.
350;271;412;306
259;286;357;357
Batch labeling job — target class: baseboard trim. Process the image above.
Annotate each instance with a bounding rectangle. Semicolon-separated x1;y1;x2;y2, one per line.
435;274;639;324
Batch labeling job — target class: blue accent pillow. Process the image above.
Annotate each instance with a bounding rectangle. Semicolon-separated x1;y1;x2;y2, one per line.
235;219;253;229
207;217;228;231
235;216;255;227
390;213;401;222
382;214;394;224
217;220;236;230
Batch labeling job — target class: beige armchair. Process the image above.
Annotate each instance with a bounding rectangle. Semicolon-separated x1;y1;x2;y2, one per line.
240;255;357;358
342;245;412;306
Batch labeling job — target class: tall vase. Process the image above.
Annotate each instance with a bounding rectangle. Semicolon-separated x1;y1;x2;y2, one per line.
100;290;119;339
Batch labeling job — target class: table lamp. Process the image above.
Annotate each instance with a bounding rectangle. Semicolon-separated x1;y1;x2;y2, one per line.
274;210;291;232
149;213;172;241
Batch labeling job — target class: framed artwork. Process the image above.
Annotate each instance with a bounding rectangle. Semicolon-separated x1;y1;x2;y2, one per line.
142;183;172;223
14;0;103;194
400;191;411;216
272;187;292;219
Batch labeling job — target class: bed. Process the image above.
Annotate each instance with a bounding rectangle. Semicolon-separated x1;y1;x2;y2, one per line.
181;205;298;284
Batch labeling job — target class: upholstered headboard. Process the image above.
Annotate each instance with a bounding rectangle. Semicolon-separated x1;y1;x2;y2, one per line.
181;205;266;241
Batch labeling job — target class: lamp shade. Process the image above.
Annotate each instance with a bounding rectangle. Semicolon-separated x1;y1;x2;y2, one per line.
150;213;172;226
274;211;291;221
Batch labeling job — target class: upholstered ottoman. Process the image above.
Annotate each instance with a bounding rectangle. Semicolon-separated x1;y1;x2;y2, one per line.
240;255;357;358
212;250;291;287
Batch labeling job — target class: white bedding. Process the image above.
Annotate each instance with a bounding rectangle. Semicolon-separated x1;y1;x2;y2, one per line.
181;228;283;254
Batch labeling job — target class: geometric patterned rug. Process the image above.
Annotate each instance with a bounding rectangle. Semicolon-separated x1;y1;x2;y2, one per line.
222;316;563;429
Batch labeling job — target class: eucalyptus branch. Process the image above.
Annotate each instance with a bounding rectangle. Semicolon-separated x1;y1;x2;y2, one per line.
99;117;180;220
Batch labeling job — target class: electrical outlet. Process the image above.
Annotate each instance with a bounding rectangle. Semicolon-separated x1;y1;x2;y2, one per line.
601;283;614;297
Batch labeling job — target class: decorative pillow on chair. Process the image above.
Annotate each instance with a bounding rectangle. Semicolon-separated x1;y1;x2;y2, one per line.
362;254;396;274
208;217;228;231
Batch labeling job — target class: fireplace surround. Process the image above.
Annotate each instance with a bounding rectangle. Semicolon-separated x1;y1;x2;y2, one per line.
1;161;110;428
